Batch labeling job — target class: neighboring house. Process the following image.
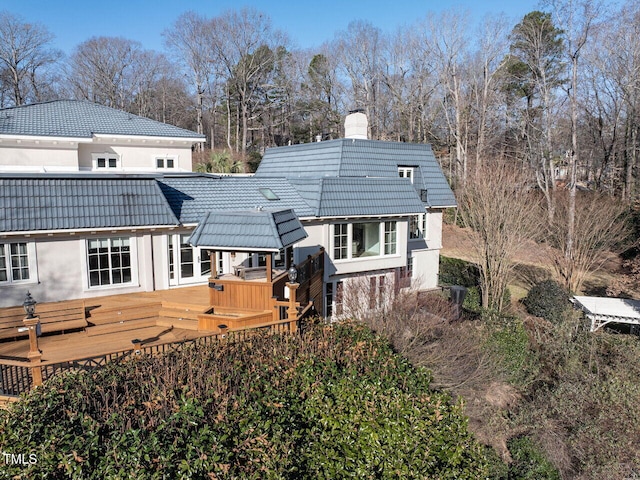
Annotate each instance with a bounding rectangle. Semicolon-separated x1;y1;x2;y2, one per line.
0;100;205;173
0;110;456;319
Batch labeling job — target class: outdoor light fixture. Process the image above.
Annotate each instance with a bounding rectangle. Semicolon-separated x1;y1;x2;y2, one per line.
23;291;37;319
287;266;298;283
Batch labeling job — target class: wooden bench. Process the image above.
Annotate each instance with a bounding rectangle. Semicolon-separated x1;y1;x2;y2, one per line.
0;300;87;341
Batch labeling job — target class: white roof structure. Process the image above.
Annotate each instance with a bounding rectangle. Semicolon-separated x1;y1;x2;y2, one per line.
572;295;640;331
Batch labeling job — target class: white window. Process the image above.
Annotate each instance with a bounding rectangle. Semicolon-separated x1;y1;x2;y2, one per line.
155;157;176;169
332;221;397;260
325;280;343;317
398;167;414;183
0;242;35;284
409;213;428;240
167;234;211;286
87;237;132;287
92;153;120;170
384;221;397;255
333;223;348;260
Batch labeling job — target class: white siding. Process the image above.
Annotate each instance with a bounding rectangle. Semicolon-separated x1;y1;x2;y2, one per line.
78;142;193;172
0;143;80;172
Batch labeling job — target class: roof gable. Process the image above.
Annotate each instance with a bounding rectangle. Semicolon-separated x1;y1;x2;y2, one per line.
289;177;426;217
189;208;307;251
0;100;205;140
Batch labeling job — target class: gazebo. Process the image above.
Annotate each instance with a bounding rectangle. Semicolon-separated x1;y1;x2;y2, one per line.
188;208;323;332
572;295;640;332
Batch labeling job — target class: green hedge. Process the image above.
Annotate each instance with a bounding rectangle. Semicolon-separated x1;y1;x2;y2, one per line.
439;256;481;288
0;322;489;479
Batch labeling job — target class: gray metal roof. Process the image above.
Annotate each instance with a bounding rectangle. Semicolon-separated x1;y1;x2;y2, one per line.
158;175;316;222
188;208;307;251
0;174;179;232
0;171;432;235
0;100;205;140
256;138;457;208
288;177;427;217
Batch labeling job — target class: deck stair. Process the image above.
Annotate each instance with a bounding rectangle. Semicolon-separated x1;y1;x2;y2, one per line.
156;301;206;331
85;302;161;337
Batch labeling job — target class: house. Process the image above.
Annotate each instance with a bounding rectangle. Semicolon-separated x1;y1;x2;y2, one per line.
254;112;456;315
0;100;205;173
0;109;455;320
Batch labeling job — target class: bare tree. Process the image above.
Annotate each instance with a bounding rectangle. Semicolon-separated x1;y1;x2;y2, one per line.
422;10;471;186
67;36;143;109
469;15;511;174
506;10;565;221
543;0;604;291
163;12;215;149
547;192;632;293
334;21;385;139
586;0;640;201
457;161;540;310
209;8;286;167
0;11;62;106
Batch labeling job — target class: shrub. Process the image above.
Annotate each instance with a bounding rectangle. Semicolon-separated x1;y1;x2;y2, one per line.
507;436;561;479
523;280;570;324
439;256;480;287
0;322;489;479
484;312;539;387
463;286;482;313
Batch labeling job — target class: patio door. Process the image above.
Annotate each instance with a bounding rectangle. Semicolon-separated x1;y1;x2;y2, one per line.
168;234;211;286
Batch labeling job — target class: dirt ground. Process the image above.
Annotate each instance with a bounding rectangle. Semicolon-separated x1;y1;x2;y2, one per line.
440;223;623;297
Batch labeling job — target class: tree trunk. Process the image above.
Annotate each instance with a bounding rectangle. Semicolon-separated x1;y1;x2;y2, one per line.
566;54;579;291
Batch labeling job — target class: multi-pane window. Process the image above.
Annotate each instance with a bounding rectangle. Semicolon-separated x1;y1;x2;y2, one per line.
422;213;429;239
409;214;428;240
384;221;397;255
156;157;175;169
326;282;333;317
217;252;224;275
334;223;348;259
94;154;119;169
398;167;414;183
369;277;377;309
407;255;414;278
87;237;131;287
0;243;30;283
335;281;343;315
180;234;194;278
200;249;212;277
326;281;344;317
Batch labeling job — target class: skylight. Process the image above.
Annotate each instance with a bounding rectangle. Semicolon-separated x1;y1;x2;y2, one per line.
259;187;280;201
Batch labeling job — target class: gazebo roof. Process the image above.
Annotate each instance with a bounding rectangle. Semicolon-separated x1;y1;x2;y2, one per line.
188;208;307;252
572;295;640;331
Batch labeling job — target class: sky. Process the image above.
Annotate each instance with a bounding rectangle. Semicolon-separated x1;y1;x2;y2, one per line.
1;0;542;55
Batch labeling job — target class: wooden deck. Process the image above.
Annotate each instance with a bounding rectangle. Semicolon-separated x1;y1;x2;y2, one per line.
0;286;213;364
0;251;325;396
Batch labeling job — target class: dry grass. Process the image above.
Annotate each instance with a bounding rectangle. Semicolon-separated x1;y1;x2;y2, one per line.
360;291;518;462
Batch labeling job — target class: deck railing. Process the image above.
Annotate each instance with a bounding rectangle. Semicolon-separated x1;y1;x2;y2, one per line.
0;316;305;398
